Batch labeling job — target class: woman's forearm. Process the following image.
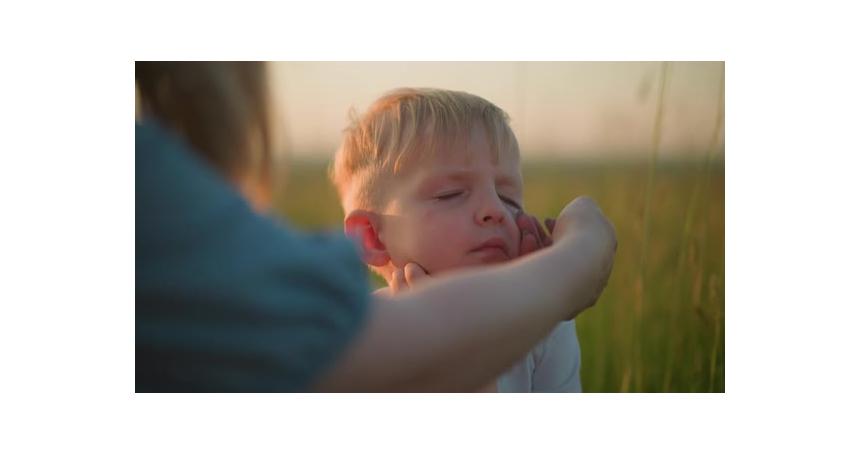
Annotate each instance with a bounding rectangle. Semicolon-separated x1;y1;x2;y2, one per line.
314;233;603;392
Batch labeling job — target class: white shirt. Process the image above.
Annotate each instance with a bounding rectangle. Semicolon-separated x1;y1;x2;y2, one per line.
497;320;582;392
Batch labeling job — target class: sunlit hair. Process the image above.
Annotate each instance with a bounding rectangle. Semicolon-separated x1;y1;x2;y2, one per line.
136;61;273;190
330;88;520;212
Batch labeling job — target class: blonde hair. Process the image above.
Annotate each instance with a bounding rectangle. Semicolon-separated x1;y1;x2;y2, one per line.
330;88;520;213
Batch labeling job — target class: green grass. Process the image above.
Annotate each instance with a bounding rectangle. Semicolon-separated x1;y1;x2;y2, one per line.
272;158;725;393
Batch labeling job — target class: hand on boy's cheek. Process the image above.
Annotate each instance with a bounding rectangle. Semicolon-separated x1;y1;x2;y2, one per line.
515;211;553;257
390;262;430;294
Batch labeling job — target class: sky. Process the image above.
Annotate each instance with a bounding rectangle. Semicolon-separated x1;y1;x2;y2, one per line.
269;61;724;161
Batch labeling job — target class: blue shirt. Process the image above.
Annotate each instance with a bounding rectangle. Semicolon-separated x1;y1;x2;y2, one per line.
136;121;369;392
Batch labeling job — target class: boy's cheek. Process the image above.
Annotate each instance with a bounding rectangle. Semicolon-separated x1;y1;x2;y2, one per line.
511;240;521;258
509;221;523;257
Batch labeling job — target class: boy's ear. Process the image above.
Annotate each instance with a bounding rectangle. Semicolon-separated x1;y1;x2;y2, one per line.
344;210;390;267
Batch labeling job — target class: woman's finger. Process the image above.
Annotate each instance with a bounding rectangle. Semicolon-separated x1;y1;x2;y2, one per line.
525;215;544;248
404;262;429;286
515;211;534;236
516;211;541;249
530;214;552;247
520;232;539;256
544;217;556;235
390;268;406;294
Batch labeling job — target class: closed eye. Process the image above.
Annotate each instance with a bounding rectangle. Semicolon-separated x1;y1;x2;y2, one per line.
499;195;521;210
436;191;463;201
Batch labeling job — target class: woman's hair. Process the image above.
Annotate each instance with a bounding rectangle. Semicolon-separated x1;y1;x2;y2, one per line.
135;61;273;187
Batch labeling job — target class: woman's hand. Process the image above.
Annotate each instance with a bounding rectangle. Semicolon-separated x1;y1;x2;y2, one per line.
389;262;430;294
553;196;616;252
552;196;617;318
515;210;555;257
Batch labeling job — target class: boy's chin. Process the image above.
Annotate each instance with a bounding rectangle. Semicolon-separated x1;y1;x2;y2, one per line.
425;252;513;276
469;247;512;264
457;251;512;268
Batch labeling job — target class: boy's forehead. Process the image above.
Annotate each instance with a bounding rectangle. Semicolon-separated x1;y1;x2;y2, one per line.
397;149;522;188
411;129;519;170
378;123;523;200
423;151;519;174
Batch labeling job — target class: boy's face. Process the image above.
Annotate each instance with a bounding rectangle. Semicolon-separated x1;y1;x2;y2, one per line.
379;126;523;275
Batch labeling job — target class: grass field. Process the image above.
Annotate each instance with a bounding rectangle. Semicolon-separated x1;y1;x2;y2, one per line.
272;158;725;392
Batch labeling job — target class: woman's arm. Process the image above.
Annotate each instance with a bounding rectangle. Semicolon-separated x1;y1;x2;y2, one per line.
314;197;616;392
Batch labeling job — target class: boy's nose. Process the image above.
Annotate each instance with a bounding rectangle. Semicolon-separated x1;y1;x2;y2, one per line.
475;198;508;226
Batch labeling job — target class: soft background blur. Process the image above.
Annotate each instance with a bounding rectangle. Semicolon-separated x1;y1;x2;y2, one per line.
269;61;724;393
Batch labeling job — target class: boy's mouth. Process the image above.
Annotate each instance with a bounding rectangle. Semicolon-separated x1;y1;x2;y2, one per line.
469;237;511;262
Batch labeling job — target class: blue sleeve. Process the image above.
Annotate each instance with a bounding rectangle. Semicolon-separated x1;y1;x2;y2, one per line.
531;321;582;392
135;121;369;392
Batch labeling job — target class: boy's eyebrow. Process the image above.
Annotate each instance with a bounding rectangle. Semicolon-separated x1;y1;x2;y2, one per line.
426;169;520;185
495;174;520;188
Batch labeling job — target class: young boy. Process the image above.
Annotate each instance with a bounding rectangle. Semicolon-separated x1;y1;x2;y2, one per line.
330;88;582;392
